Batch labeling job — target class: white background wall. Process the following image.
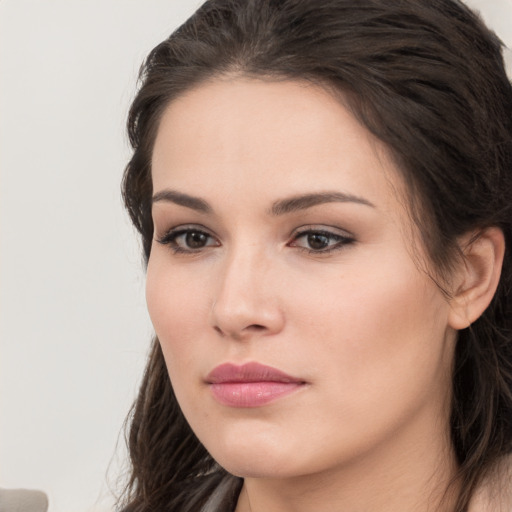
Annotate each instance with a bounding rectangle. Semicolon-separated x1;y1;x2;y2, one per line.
1;1;511;511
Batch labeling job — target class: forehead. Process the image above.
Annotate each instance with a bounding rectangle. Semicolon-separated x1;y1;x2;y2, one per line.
151;78;404;214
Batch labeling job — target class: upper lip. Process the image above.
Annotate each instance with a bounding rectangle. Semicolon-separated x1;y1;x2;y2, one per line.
206;362;304;384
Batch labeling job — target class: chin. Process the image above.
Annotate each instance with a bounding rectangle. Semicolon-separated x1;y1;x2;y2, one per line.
202;429;304;479
216;456;297;480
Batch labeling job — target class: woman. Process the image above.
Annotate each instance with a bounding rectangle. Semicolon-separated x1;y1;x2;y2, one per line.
119;0;512;511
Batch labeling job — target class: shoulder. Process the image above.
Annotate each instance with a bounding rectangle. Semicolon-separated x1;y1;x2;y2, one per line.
468;455;512;512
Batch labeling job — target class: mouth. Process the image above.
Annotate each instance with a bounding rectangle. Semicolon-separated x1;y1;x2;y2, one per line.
205;362;306;408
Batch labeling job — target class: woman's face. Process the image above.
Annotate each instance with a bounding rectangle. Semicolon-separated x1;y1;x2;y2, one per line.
147;79;457;479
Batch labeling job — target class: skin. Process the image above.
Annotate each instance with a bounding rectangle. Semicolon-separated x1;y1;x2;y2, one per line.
147;78;465;511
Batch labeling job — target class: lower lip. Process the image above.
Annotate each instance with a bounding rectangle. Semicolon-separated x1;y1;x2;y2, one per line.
209;382;304;407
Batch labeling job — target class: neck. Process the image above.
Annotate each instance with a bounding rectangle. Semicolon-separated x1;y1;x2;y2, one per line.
235;411;460;512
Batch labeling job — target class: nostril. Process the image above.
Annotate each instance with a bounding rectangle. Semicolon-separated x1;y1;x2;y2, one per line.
212;323;265;338
246;324;266;331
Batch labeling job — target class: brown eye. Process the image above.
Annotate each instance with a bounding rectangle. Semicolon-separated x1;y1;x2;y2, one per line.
306;233;330;250
289;228;355;254
186;231;209;248
157;226;220;253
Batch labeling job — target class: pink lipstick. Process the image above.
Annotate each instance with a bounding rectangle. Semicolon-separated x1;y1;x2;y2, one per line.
206;362;305;407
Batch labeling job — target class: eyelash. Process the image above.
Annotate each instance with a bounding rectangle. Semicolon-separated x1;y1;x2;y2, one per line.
156;225;355;255
156;225;219;254
288;228;355;254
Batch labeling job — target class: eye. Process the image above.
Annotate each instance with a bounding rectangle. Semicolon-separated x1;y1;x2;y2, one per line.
156;225;220;253
289;227;355;254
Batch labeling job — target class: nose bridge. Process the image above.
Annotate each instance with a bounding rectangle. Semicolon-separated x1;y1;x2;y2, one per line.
211;239;283;338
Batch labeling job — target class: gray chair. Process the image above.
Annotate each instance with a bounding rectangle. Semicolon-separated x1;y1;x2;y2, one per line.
0;489;48;512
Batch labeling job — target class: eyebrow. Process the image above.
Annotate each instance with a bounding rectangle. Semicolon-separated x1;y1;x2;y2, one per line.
152;189;212;213
270;191;375;215
151;189;374;215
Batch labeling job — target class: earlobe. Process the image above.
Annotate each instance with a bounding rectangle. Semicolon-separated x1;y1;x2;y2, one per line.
448;227;505;330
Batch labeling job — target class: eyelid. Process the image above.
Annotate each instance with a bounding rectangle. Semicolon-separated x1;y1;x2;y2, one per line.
156;223;210;239
289;224;355;239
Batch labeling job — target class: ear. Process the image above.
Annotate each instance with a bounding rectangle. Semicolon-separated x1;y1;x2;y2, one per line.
448;227;505;330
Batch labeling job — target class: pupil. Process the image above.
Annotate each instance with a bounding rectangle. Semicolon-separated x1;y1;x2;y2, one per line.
308;233;329;250
186;231;207;248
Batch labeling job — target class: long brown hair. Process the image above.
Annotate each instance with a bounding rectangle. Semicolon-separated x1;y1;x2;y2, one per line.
120;1;512;510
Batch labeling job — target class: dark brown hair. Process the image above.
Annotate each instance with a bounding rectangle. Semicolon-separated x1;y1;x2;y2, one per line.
120;1;512;511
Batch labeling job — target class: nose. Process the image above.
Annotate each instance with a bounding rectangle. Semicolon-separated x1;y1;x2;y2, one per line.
211;246;285;341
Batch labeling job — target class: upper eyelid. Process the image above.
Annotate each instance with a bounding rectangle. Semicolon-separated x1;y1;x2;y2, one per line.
290;224;355;238
156;223;217;238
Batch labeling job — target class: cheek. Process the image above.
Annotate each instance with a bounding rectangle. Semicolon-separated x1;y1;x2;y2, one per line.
145;253;210;361
291;255;451;407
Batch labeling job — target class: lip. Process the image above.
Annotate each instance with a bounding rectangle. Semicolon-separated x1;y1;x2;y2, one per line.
205;362;306;408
